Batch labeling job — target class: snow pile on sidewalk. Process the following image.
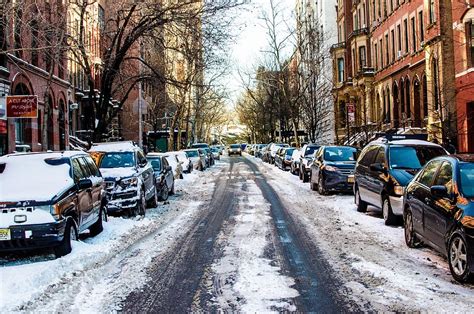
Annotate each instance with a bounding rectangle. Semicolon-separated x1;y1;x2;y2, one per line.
210;179;298;312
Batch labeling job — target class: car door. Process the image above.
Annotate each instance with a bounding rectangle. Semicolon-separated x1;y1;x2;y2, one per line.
356;145;379;205
82;156;103;222
162;157;173;188
369;147;387;207
311;147;323;183
414;160;443;244
427;161;456;252
71;157;93;230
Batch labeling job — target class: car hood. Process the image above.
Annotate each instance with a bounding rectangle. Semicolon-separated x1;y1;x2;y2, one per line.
100;167;137;180
390;169;418;186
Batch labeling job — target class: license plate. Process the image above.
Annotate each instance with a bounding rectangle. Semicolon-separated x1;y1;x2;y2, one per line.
0;228;11;241
347;175;355;183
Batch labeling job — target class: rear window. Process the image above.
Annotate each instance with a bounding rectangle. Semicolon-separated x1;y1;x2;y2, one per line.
148;158;161;171
460;163;474;197
304;146;319;156
389;146;446;170
186;150;199;157
286;148;295;155
230;144;240;148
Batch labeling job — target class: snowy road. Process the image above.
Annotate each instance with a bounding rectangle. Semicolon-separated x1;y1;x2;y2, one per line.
1;155;473;312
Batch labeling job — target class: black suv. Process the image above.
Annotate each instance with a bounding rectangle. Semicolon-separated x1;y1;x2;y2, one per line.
89;141;158;217
310;146;357;195
354;135;447;225
0;151;106;257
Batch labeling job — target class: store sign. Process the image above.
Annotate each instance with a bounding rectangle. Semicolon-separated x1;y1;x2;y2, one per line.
0;97;6;120
6;96;38;118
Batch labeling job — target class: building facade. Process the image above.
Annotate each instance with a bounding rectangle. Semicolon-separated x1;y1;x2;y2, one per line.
332;0;473;150
1;0;70;155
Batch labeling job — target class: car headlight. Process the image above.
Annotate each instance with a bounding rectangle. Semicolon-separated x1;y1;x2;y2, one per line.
36;204;61;220
394;185;405;196
324;165;338;172
120;177;138;188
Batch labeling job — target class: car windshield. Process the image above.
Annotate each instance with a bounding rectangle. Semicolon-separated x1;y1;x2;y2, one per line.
324;147;356;162
99;152;135;168
148;158;161;171
186;150;199;157
286;148;295;156
459;163;474;197
211;148;219;152
230;144;240;148
305;146;319;156
389;146;446;170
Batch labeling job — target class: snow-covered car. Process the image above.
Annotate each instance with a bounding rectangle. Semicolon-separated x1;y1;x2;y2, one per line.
0;151;107;257
275;147;295;171
146;154;175;201
268;143;289;164
299;144;321;182
210;147;220;160
165;154;184;179
184;149;206;171
89;141;158;217
169;151;193;173
290;148;301;175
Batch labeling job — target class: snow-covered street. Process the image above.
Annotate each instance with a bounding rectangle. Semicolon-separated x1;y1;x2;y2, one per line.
1;155;473;312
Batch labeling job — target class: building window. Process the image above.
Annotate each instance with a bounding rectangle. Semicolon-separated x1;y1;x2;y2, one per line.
419;11;424;43
380;38;383;67
429;1;436;24
14;6;23;58
0;10;6;67
337;58;345;82
375;43;378;69
397;25;402;58
385;34;389;66
391;30;395;62
467;21;474;68
31;18;39;66
404;19;408;53
411;17;416;52
432;59;440;111
359;46;367;69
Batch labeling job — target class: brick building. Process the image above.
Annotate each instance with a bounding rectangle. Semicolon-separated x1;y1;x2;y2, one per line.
332;0;473;150
0;0;69;155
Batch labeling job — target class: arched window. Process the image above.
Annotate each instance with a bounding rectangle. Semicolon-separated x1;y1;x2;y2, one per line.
13;83;33;147
58;99;66;150
432;59;440;111
413;79;421;126
422;75;428;119
405;77;411;119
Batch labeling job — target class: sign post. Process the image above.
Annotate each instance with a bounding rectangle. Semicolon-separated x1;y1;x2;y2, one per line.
6;96;38;118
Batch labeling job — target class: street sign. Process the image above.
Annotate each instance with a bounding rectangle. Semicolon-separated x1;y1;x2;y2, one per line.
347;102;355;124
6;96;38;118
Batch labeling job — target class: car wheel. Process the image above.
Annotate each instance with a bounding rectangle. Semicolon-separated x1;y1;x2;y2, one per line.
404;209;421;248
137;188;146;216
159;184;169;201
299;168;303;180
170;181;175;195
54;219;77;258
448;233;472;283
382;197;397;225
317;175;327;195
89;205;105;236
310;180;317;191
354;187;368;212
147;185;159;208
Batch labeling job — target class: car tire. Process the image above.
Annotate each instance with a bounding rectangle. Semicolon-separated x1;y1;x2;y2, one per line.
89;205;106;236
170;181;175;195
54;219;77;258
310;180;317;191
159;184;169;201
303;171;309;183
147;185;159;208
299;168;303;180
317;175;327;195
355;187;368;213
404;209;421;248
382;197;397;226
448;232;473;283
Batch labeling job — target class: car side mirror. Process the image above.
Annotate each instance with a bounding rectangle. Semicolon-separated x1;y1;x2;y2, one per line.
166;165;172;172
139;160;148;168
370;163;386;173
78;178;93;190
430;185;448;198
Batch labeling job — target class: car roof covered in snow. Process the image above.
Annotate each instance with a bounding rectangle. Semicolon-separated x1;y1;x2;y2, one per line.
89;141;139;152
0;151;83;202
369;138;444;148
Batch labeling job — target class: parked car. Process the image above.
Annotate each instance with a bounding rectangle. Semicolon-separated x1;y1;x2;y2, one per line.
0;151;107;257
310;146;357;195
171;151;193;173
184;148;206;171
268;143;289;164
211;145;224;155
89;141;157;217
210;146;221;160
165;154;184;179
275;147;296;171
191;143;209;149
290;148;301;175
202;147;214;166
146;154;175;201
256;144;268;159
354;135;447;225
404;154;474;282
299;144;321;182
14;144;32;153
228;144;242;156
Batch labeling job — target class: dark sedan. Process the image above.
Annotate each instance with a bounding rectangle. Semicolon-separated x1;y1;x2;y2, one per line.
404;155;474;282
146;154;175;201
310;146;357;195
